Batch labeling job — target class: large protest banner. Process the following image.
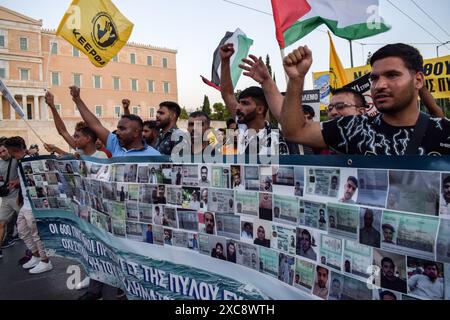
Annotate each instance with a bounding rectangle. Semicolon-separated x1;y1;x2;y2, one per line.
313;54;450;108
20;156;450;300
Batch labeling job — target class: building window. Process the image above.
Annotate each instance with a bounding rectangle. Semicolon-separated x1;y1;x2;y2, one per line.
73;74;82;87
20;37;28;51
112;55;119;62
149;107;155;119
54;104;61;116
114;106;121;118
132;106;140;115
51;42;58;55
147;56;153;66
95;105;103;117
163;81;170;94
74;104;80;116
51;72;60;86
147;80;154;93
93;75;102;89
0;35;4;48
162;57;168;68
131;79;138;92
113;77;120;91
20;68;29;81
130;53;136;64
73;47;80;57
0;60;7;79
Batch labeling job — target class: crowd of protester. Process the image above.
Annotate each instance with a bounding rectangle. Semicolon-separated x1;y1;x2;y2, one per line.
0;42;448;299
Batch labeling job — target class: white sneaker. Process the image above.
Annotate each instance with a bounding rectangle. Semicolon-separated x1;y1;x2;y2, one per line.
76;277;90;290
22;256;40;269
29;260;53;274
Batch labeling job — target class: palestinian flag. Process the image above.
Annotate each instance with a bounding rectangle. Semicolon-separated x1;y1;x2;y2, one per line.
201;28;253;91
271;0;390;49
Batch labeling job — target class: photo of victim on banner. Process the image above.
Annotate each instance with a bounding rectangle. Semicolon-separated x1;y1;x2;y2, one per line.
18;155;450;300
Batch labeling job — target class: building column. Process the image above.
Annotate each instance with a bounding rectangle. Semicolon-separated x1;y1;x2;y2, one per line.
0;93;3;121
40;96;48;120
22;95;28;120
10;99;15;120
33;95;40;121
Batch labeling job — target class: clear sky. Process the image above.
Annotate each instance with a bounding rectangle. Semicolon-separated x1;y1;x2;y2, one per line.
1;0;449;110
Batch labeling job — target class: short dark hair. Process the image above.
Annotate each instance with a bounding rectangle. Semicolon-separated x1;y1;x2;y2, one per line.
0;137;7;147
121;114;144;130
331;87;367;108
316;266;328;274
160;101;181;118
380;290;397;300
189;111;211;127
243;222;252;229
382;224;395;233
302;104;316;118
347;176;358;188
78;126;97;142
301;229;311;240
226;118;236;128
381;257;394;267
4;136;27;150
424;262;439;270
370;43;424;73
75;121;87;131
239;86;269;115
143;120;158;129
443;176;450;185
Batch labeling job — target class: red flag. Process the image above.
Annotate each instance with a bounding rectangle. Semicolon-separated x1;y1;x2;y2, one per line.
271;0;311;48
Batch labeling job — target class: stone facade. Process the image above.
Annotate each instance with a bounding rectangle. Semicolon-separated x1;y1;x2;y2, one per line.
0;5;180;151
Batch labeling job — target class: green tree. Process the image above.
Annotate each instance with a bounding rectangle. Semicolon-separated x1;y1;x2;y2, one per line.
179;107;189;120
201;95;211;116
211;102;232;121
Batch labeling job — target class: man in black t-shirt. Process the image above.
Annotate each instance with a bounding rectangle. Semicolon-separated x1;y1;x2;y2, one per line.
280;43;450;156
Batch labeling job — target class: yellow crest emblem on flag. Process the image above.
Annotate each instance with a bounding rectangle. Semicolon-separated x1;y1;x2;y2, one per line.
57;0;133;68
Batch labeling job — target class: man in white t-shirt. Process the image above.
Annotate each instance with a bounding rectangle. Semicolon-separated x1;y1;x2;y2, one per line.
408;262;444;299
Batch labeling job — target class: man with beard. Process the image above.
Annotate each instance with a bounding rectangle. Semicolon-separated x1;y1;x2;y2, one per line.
380;257;407;293
143;121;159;147
408;262;444;299
154;101;183;155
199;166;210;186
70;86;160;157
339;176;358;204
280;44;450;155
296;229;317;261
440;176;450;216
313;266;329;300
220;44;291;156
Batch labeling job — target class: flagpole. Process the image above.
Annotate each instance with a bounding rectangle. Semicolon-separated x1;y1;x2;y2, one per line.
349;40;354;68
21;118;45;145
280;48;289;85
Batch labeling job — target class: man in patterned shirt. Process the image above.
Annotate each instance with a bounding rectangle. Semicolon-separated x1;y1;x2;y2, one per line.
154;101;183;155
280;43;450;156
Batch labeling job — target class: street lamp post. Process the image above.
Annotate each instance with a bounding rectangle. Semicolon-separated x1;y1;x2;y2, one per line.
436;41;450;57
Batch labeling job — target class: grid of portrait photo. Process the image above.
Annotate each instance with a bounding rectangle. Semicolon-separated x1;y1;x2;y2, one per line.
22;159;450;300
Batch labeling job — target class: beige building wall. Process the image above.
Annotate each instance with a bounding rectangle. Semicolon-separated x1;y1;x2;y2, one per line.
0;5;180;151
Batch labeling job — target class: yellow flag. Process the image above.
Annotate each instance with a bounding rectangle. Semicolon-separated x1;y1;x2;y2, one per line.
56;0;134;67
328;32;348;89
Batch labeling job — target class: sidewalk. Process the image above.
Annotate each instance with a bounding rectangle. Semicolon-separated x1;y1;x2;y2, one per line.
0;241;85;300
